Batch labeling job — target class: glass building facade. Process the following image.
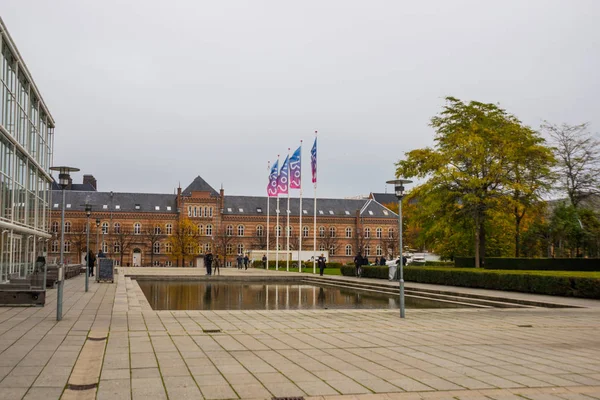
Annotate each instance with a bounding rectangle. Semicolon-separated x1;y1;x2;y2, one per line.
0;18;54;284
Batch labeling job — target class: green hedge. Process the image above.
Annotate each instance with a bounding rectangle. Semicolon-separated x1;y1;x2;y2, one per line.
454;257;600;271
340;265;600;299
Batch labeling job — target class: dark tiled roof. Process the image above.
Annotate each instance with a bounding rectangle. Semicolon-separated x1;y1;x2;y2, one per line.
222;196;397;218
182;176;219;197
50;191;178;213
51;182;96;191
371;192;398;206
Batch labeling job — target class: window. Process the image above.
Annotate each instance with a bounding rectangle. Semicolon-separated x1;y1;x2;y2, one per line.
226;225;233;236
102;241;108;253
345;227;352;238
368;210;373;215
286;226;292;237
209;207;213;217
237;225;245;236
256;225;264;237
227;207;232;212
165;243;172;253
186;244;194;254
102;222;109;234
364;227;371;238
188;206;192;217
383;210;389;216
319;244;326;252
388;228;394;239
115;205;120;210
134;223;141;235
345;211;350;215
376;245;382;256
114;223;121;234
135;204;140;210
198;225;204;235
206;224;213;236
329;210;334;215
256;208;262;213
153;260;160;267
154;225;161;235
205;243;211;253
64;240;71;253
345;244;352;256
114;260;120;266
51;240;59;253
239;208;244;213
165;261;172;267
155;206;160;211
365;245;371;256
64;221;71;233
303;226;309;237
275;225;282;237
376;227;382;239
102;204;108;209
319;226;325;238
66;204;71;208
303;210;307;214
226;244;233;255
204;206;209;217
51;221;58;233
114;242;120;253
329;227;336;237
153;242;160;254
167;206;171;211
237;244;244;255
53;203;59;208
319;210;324;215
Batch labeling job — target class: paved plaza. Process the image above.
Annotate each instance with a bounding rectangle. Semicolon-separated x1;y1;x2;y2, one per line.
0;267;599;400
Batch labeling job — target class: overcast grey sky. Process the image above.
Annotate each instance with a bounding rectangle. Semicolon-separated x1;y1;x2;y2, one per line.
2;1;599;197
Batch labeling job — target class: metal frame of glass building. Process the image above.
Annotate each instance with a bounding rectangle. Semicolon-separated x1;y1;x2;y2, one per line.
0;18;55;284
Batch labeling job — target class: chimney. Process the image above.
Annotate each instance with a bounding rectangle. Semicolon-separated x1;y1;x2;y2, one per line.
219;186;225;211
83;174;97;190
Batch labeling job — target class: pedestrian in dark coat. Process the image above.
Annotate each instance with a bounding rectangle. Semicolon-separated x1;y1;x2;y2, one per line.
243;254;249;270
380;256;386;266
262;254;267;269
353;252;363;278
237;254;243;269
85;250;96;277
318;254;326;276
205;251;213;275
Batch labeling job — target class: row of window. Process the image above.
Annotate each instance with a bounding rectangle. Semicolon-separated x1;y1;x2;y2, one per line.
187;206;214;218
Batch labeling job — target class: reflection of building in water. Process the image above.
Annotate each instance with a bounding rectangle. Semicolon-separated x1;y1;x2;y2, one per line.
138;280;406;311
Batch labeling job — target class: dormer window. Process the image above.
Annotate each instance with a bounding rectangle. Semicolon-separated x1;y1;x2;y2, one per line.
103;205;108;209
155;206;160;211
53;203;58;208
227;208;232;212
166;206;172;211
66;204;71;208
135;204;141;210
303;210;308;214
239;208;243;213
257;208;262;213
345;211;350;215
115;205;120;209
368;210;373;215
383;210;389;216
319;210;324;215
329;210;334;215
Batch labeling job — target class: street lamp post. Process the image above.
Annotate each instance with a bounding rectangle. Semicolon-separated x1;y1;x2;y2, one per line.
50;166;79;321
386;178;412;319
84;204;92;292
95;218;100;282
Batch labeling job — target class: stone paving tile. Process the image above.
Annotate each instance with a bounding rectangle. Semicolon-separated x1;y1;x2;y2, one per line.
199;384;239;399
0;387;29;400
22;387;64;400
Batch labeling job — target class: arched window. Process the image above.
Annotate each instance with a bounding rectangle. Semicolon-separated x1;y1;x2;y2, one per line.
134;223;141;235
187;206;192;217
51;221;59;233
186;244;194;254
209;207;213;217
204;206;209;217
256;225;264;237
165;243;172;253
206;224;213;236
114;242;121;253
365;245;371;256
226;244;233;255
154;225;161;235
226;225;233;236
346;227;352;238
388;228;394;239
64;221;71;233
319;244;326;252
205;243;211;252
364;227;371;238
193;206;197;217
64;240;71;253
51;240;59;253
376;227;382;238
198;225;204;235
286;226;292;237
319;226;325;237
153;260;160;267
276;225;282;237
329;227;336;237
376;245;382;256
329;245;336;256
237;244;244;255
303;226;309;237
237;225;245;236
153;242;160;254
166;224;172;235
345;244;352;256
114;223;121;234
102;222;109;234
101;241;108;253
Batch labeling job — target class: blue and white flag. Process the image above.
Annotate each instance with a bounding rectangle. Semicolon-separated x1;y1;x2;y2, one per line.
289;146;301;189
277;155;289;196
311;137;317;184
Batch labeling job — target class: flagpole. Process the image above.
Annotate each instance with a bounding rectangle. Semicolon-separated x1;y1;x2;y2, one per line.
313;131;317;275
266;161;270;270
298;140;303;272
276;156;280;272
286;148;291;272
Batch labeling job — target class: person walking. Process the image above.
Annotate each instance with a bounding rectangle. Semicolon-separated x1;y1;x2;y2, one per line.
318;253;326;276
262;254;267;269
353;252;363;278
85;250;96;277
237;254;243;269
380;256;386;266
374;257;380;266
205;251;213;276
243;254;249;270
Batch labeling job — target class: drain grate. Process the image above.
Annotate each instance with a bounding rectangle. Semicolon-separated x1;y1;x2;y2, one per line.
272;397;304;400
203;329;221;333
67;383;98;391
517;324;533;328
88;336;107;341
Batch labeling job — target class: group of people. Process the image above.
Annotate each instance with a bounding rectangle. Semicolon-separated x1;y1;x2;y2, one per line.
204;251;223;276
236;254;250;270
84;249;106;277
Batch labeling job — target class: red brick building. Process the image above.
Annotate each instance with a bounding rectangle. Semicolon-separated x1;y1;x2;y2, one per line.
49;175;399;267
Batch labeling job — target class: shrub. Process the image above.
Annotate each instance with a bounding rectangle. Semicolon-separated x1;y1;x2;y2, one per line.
453;257;600;271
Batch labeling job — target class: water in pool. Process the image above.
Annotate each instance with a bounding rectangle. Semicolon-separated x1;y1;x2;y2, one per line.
137;280;473;310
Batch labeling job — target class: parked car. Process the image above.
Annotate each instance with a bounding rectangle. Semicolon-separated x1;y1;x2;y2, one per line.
409;254;426;265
